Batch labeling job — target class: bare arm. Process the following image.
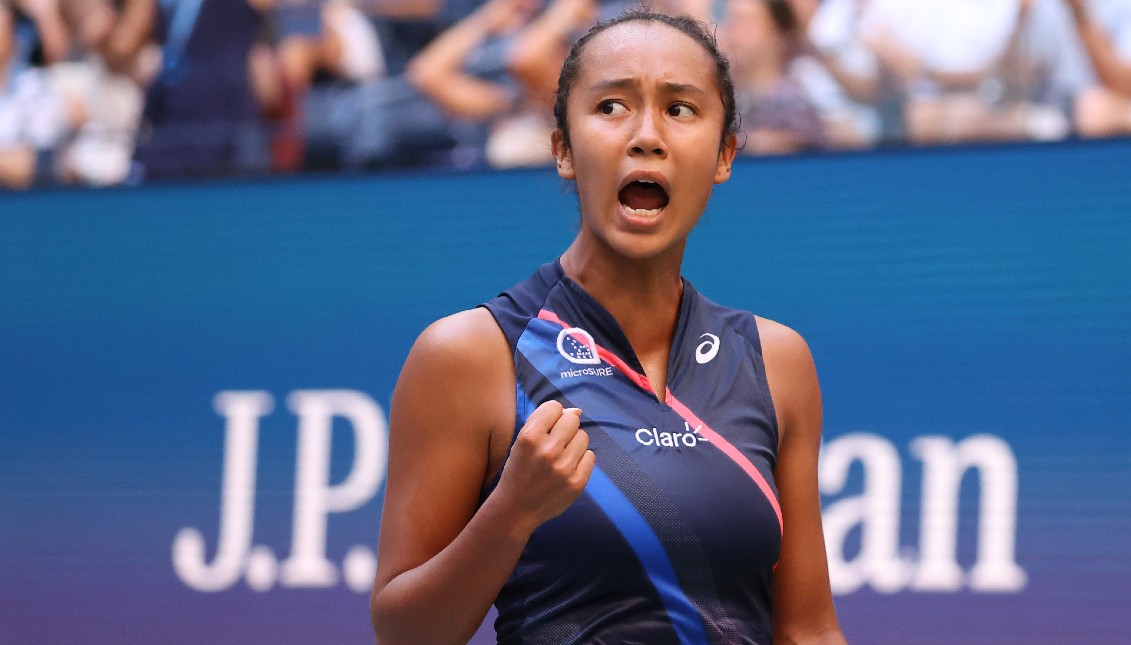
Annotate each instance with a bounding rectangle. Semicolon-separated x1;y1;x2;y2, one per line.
0;147;36;189
354;0;443;21
101;0;157;72
795;3;879;104
860;23;923;91
0;4;33;189
811;47;880;103
864;35;997;93
931;0;1038;92
405;0;527;121
371;308;594;644
14;0;68;63
861;1;1030;93
508;0;596;106
1;2;13;72
1067;0;1131;95
758;317;846;645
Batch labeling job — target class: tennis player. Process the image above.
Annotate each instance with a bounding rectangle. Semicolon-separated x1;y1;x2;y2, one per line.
371;9;846;644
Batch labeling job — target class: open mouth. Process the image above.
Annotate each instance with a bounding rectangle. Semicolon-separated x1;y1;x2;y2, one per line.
618;180;670;217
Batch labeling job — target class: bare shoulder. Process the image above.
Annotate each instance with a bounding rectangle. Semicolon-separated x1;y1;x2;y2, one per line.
754;316;821;445
754;315;816;375
396;307;514;434
408;307;508;370
394;305;516;458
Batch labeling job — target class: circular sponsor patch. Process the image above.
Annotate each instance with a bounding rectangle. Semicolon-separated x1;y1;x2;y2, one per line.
556;327;601;365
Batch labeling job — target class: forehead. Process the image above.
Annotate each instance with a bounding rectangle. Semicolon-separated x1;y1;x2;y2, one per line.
575;21;718;91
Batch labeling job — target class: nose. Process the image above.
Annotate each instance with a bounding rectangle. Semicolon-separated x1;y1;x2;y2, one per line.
628;109;666;158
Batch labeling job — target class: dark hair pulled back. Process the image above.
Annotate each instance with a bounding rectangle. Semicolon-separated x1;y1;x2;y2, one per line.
552;9;740;151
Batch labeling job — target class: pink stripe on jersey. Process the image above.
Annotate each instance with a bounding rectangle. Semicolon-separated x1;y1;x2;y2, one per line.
536;309;783;536
667;398;783;535
540;310;654;393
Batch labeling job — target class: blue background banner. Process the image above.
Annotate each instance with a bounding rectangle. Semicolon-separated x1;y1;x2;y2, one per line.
2;141;1130;644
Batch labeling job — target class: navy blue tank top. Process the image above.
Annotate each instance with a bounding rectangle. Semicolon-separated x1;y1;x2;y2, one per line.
481;260;783;645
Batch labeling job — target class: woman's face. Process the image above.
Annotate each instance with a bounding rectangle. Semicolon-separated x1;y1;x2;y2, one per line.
554;21;736;263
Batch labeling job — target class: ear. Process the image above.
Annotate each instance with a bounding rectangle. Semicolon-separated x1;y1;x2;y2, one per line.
714;134;738;184
551;130;575;180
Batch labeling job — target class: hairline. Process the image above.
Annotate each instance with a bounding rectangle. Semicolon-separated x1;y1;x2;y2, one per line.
554;11;739;152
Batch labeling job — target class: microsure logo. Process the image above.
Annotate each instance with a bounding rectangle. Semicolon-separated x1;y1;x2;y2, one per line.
556;327;601;365
560;366;614;378
636;421;709;448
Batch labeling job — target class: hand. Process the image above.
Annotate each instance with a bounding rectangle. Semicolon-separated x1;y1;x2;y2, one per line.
14;0;58;18
478;0;539;35
545;0;597;32
492;401;595;534
861;24;923;84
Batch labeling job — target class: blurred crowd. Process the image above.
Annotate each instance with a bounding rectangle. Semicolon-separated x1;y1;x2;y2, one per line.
1;0;1129;189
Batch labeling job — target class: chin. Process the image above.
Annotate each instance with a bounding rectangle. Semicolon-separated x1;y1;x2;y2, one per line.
600;227;685;263
579;199;693;263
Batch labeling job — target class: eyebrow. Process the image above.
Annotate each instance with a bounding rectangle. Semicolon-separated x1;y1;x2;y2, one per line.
588;78;709;97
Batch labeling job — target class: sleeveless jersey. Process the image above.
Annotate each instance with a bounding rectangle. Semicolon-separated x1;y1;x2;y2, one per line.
481;260;783;645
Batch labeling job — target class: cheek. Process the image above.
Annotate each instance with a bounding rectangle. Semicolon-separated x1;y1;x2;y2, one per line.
568;134;615;187
681;136;728;180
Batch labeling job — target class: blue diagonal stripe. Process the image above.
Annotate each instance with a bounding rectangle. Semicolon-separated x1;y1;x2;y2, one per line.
584;465;710;645
515;315;711;644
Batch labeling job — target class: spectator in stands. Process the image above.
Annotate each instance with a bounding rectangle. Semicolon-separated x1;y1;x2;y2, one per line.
299;0;583;170
8;0;69;64
50;0;146;186
859;0;1085;144
273;0;525;172
1;2;24;186
0;0;81;188
786;0;885;148
267;1;387;170
131;0;277;182
1066;0;1131;136
99;0;162;83
407;0;597;168
721;0;825;154
0;1;38;188
298;40;479;169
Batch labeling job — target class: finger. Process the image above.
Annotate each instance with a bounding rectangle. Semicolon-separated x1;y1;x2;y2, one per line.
557;427;589;470
545;406;582;449
519;400;564;439
569;449;596;489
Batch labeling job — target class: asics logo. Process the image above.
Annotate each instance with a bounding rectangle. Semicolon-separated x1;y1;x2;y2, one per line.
695;333;720;364
557;327;601;365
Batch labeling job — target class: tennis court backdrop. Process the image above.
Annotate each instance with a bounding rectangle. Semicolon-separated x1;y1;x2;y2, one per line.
2;140;1129;644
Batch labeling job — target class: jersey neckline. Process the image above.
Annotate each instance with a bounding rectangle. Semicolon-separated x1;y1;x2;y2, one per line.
541;258;698;407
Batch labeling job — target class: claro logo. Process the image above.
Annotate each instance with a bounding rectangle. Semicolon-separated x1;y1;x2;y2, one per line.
636;421;709;448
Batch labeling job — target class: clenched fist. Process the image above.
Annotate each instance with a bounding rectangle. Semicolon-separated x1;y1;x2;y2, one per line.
492;401;596;534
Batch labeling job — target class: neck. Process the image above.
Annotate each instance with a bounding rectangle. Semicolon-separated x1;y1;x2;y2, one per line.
559;234;685;359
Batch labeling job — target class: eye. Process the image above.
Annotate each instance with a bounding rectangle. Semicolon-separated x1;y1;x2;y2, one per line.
599;100;628;116
667;103;695;117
